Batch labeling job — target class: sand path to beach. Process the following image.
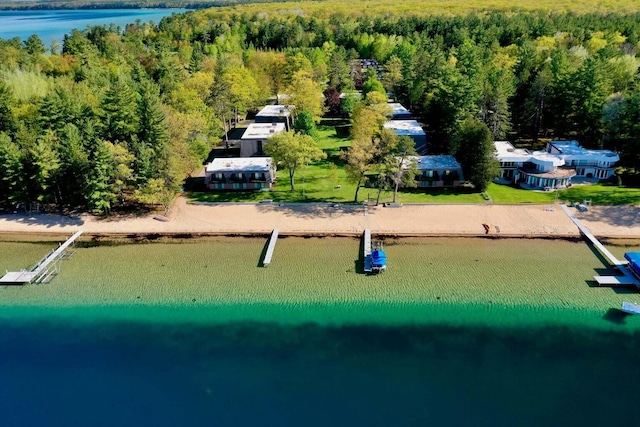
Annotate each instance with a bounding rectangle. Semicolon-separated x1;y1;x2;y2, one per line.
0;197;638;238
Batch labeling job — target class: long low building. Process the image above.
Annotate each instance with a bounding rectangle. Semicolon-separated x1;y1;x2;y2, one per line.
409;155;464;188
240;123;286;157
384;120;427;154
254;105;294;130
494;140;619;190
387;103;413;120
204;157;276;190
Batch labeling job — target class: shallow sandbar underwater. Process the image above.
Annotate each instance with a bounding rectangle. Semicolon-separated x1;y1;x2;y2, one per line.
1;236;639;330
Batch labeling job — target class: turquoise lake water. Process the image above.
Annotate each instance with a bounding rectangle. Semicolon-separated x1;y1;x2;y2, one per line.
1;237;640;425
0;9;187;48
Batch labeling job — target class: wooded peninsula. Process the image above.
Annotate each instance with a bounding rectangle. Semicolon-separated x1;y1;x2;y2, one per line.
1;0;640;214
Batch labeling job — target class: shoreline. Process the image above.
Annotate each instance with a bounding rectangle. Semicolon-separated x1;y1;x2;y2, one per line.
1;198;639;240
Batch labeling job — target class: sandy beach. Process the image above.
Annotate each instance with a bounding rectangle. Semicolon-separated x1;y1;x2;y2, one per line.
0;197;638;239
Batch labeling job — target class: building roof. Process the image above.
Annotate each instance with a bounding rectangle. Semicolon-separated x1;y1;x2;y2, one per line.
240;123;286;140
206;157;273;173
407;155;462;171
256;105;293;118
387;103;412;118
494;140;564;167
384;120;425;136
548;140;619;161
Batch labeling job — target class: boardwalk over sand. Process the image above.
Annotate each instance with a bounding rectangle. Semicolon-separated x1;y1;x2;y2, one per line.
0;230;83;285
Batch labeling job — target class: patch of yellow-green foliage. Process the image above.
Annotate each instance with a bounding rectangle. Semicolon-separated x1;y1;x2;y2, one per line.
0;69;51;102
204;0;640;18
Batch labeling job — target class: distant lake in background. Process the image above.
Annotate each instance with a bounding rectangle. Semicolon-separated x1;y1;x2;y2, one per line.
0;9;188;48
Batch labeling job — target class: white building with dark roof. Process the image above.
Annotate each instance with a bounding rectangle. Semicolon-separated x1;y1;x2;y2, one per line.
240;123;286;157
546;141;619;180
494;140;619;190
204;157;276;191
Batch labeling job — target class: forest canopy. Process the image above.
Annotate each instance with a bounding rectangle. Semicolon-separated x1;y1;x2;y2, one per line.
1;2;640;212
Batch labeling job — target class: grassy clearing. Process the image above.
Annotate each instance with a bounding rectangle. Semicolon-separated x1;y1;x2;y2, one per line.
559;184;640;205
193;123;639;205
190;174;639;205
486;183;556;204
478;183;640;205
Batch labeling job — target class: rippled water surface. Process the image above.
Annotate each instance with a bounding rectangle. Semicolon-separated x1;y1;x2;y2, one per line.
1;237;639;426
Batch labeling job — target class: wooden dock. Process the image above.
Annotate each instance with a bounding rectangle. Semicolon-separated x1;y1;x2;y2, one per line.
363;229;372;273
0;230;83;285
560;205;639;287
262;228;279;267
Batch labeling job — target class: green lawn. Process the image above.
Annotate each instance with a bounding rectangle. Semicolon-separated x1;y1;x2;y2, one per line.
559;184;640;205
485;182;640;205
485;183;556;204
190;178;640;205
190;158;485;205
314;124;351;152
192;126;640;206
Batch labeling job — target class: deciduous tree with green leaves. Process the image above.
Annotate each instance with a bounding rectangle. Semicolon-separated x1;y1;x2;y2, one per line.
286;70;325;122
375;132;419;204
454;118;500;192
134;177;176;216
265;130;326;192
343;105;388;202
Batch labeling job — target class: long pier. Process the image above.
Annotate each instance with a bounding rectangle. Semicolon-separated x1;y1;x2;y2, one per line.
0;230;83;285
262;228;279;267
363;229;372;273
560;205;639;287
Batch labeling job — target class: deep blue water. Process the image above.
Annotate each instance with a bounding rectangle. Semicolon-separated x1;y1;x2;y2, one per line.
0;9;186;48
1;318;639;426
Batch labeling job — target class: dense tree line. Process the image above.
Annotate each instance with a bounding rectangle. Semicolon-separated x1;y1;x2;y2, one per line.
164;9;640;161
1;8;640;213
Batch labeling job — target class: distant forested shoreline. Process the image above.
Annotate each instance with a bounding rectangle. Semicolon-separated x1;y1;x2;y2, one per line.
0;0;282;11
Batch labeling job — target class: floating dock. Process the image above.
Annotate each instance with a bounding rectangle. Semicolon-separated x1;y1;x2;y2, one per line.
621;302;640;315
363;229;372;273
560;205;639;288
0;230;83;285
262;228;279;267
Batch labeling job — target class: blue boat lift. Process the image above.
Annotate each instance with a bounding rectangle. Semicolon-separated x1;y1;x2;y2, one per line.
363;229;387;274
